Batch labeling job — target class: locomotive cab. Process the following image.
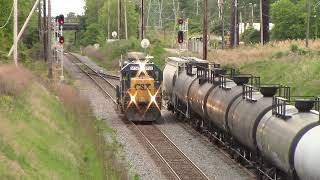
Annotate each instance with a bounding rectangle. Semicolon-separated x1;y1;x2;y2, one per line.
118;52;162;122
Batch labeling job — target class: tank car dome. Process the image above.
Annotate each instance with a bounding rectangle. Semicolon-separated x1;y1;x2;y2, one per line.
294;125;320;180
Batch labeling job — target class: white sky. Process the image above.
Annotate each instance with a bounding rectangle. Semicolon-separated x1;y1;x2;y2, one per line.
52;0;85;16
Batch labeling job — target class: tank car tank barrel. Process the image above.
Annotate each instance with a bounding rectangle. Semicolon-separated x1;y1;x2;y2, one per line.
163;56;320;180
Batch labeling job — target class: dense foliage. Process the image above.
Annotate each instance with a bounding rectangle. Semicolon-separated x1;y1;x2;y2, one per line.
241;27;260;44
0;0;39;52
80;0;248;44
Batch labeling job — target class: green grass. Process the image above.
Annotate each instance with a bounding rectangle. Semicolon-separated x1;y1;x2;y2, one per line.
240;49;320;96
149;45;167;70
83;38;141;70
0;82;104;179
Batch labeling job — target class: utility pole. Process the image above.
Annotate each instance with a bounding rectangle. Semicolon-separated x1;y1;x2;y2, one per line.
38;0;42;42
118;0;121;39
48;0;52;79
158;0;163;28
261;0;270;45
221;0;225;49
124;0;128;40
43;0;47;62
13;0;18;66
196;0;199;16
203;0;208;60
250;3;254;26
234;0;238;48
147;0;151;27
306;0;311;48
230;0;238;48
315;15;318;39
107;0;110;39
141;0;144;39
172;0;177;48
260;0;263;45
8;0;41;57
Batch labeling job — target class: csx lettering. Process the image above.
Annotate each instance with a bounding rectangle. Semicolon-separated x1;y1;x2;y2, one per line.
135;84;151;90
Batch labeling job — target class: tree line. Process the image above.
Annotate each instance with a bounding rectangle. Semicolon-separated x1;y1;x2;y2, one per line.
80;0;320;46
0;0;39;52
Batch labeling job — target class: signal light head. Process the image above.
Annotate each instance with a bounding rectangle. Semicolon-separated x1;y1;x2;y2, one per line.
58;14;64;25
59;36;65;44
178;31;184;43
178;18;184;25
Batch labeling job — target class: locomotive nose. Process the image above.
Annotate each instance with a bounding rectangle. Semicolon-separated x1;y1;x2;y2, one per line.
294;125;320;180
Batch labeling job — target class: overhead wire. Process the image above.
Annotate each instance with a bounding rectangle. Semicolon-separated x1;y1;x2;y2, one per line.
0;2;14;29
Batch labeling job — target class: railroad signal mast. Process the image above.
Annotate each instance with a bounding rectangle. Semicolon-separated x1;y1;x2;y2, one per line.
177;18;188;51
53;14;65;81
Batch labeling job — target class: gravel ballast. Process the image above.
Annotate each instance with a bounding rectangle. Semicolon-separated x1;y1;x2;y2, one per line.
64;53;254;180
64;55;166;180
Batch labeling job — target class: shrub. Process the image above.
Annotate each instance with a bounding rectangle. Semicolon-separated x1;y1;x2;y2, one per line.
0;65;33;97
289;44;309;55
241;27;260;44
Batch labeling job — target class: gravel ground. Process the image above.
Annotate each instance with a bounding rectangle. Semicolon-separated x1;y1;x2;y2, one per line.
64;53;254;180
64;55;167;180
72;53;119;76
158;111;254;180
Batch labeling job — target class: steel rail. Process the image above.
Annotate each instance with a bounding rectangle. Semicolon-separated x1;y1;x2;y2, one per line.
67;52;208;180
162;104;257;179
132;123;181;180
66;53;117;104
67;53;118;89
134;123;210;180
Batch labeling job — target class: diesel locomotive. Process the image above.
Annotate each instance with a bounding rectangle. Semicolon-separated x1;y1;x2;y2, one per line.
117;52;162;122
163;56;320;180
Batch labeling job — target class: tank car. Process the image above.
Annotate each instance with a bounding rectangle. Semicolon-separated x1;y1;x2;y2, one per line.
163;56;320;180
117;52;162;122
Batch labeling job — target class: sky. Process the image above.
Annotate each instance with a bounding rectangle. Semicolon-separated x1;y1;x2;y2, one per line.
52;0;85;16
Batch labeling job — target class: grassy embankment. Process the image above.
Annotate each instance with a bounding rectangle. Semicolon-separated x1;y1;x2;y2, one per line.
209;40;320;96
0;61;128;179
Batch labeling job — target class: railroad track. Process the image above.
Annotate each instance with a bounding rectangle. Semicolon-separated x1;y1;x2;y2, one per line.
65;53;118;103
134;124;209;180
66;52;209;180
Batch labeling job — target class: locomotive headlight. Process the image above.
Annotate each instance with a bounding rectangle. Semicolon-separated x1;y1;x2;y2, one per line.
150;95;156;102
127;90;138;109
146;88;161;112
139;62;146;72
136;61;149;77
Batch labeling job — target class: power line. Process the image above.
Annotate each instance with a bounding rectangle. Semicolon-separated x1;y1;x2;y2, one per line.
0;3;14;29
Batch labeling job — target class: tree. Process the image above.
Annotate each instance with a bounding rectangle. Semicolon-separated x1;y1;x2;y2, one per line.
241;27;260;44
0;0;39;51
271;0;305;40
81;23;103;45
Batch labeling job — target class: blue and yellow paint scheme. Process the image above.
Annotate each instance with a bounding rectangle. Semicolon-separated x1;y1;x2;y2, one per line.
117;53;162;122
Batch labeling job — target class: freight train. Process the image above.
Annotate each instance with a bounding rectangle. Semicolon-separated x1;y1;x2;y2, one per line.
162;57;320;180
117;52;162;121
